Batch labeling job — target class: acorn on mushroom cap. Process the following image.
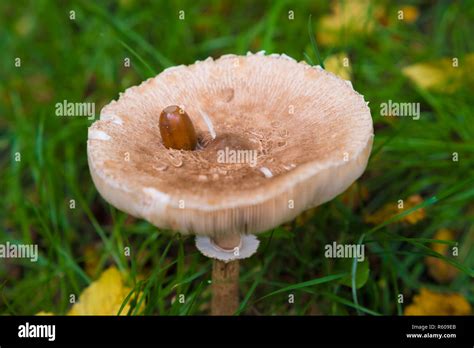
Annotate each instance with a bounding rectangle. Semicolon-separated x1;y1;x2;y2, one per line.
159;105;198;151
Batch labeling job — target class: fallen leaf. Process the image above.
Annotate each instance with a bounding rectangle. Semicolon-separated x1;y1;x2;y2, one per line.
425;229;459;283
68;267;143;315
404;288;471;315
364;194;426;225
317;0;385;45
402;54;474;93
324;53;352;80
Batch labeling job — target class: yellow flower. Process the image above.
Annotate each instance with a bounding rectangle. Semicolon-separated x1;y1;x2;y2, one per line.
425;229;459;283
324;53;352;81
68;267;143;315
402;54;474;93
405;288;472;316
317;0;385;45
364;194;425;225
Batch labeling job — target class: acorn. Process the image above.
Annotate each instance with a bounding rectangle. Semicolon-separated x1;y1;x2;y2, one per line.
159;105;198;150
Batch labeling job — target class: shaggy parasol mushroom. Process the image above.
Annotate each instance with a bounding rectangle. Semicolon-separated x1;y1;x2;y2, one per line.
87;51;373;315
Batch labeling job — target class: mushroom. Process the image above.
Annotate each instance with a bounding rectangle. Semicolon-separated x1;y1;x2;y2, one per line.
87;51;373;315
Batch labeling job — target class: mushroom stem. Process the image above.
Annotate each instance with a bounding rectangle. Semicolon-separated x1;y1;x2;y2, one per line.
211;259;239;315
210;234;241;315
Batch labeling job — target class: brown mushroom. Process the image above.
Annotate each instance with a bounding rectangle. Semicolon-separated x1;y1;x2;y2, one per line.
87;51;374;315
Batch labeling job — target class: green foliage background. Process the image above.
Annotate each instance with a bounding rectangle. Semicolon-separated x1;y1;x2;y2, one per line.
0;0;473;315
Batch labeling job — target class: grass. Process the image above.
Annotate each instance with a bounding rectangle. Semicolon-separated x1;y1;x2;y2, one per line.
0;0;473;315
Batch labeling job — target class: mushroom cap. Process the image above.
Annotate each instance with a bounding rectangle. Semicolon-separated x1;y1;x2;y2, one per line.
87;52;373;237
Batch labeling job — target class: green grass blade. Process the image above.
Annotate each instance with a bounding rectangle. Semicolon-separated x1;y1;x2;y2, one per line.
258;273;347;301
117;38;157;76
307;14;325;69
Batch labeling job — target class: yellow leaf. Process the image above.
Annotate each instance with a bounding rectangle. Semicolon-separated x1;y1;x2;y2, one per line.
405;288;471;316
399;5;419;23
402;54;474;93
364;194;425;225
425;229;459;283
317;0;385;45
68;267;142;315
324;53;352;81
